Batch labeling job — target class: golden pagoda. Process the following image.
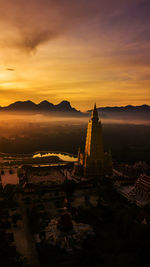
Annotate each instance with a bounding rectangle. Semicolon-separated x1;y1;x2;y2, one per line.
78;104;112;178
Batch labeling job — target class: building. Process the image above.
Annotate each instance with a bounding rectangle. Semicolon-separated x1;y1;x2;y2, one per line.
77;104;112;178
135;174;150;199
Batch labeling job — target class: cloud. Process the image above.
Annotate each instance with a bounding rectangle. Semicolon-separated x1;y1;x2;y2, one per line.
2;0;149;53
6;68;15;71
0;0;103;52
0;0;150;109
15;30;57;53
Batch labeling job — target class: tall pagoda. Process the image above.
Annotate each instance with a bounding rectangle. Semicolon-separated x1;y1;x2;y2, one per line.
77;104;112;178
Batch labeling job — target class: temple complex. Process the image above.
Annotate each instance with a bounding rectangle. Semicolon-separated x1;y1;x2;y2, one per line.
77;104;112;178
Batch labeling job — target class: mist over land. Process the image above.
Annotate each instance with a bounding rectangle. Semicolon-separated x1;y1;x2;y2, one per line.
0;110;150;164
1;100;150;121
0;100;150;163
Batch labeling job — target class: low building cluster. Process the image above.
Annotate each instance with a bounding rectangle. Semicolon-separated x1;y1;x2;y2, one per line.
112;161;150;205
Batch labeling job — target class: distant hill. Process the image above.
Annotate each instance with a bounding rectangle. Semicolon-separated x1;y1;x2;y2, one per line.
0;100;81;115
88;105;150;119
0;101;150;119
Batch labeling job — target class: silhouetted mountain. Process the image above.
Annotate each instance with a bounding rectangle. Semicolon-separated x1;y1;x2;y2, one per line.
55;101;77;112
99;104;150;112
0;100;81;114
88;104;150;119
5;100;37;111
0;101;150;119
38;100;54;110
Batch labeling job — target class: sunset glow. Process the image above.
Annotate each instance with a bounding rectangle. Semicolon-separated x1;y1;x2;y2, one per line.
0;0;150;110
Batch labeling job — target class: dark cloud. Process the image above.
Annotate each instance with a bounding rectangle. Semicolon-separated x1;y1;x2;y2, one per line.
15;30;58;52
0;0;150;54
6;68;15;71
0;0;103;52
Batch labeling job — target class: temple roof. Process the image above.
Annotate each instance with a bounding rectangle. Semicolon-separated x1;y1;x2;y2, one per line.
136;174;150;191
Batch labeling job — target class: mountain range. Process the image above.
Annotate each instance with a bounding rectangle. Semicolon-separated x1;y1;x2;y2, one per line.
0;100;80;114
0;100;150;119
88;105;150;119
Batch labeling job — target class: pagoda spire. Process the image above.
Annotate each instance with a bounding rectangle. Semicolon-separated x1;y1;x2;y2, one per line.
91;103;98;121
75;103;113;178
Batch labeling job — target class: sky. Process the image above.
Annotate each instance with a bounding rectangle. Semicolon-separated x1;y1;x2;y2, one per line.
0;0;150;111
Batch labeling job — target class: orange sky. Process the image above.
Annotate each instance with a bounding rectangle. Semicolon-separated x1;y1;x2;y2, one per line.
0;0;150;111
